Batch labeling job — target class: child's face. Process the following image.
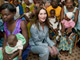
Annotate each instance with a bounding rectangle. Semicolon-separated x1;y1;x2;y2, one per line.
8;40;17;47
1;9;15;22
8;36;18;47
65;0;73;9
50;11;55;17
24;0;29;4
25;8;29;12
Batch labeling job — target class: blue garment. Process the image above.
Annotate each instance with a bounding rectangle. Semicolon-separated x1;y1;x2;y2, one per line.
17;4;24;15
0;19;4;32
78;0;80;10
0;38;3;47
64;6;77;20
77;11;80;30
0;19;4;47
29;23;55;47
22;45;30;60
64;6;78;30
29;23;55;60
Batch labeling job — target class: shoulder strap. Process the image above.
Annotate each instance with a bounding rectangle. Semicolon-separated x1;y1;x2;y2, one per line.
16;19;22;28
73;7;77;13
13;19;22;34
4;22;10;37
64;6;68;14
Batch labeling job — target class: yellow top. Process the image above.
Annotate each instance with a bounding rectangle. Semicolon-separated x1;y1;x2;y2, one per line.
22;3;35;13
47;6;61;20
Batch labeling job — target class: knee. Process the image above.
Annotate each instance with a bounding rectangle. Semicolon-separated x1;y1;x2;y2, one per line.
39;48;49;57
44;49;49;55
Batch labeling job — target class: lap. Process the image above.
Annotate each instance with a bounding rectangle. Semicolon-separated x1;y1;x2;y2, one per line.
31;45;49;54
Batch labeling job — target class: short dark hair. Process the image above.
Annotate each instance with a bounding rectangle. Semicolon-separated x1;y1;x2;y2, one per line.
0;3;16;13
50;9;55;14
26;7;30;11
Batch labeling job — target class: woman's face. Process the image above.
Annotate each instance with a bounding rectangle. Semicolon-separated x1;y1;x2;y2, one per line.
38;9;47;23
1;9;15;22
65;0;73;9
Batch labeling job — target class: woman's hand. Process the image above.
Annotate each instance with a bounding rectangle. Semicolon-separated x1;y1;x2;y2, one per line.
52;46;58;56
2;48;7;60
19;56;22;60
48;46;58;57
2;49;12;60
66;28;72;34
68;41;71;45
61;29;64;35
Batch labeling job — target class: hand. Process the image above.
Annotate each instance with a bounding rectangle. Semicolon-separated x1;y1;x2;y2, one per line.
70;36;73;40
52;46;58;56
66;28;72;34
2;48;7;60
19;56;22;60
53;29;57;34
68;41;70;45
3;53;10;60
61;29;64;35
3;49;12;60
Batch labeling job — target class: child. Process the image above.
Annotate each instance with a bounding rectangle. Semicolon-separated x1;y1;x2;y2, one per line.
13;0;24;20
24;7;32;19
49;9;61;43
32;1;40;14
0;3;29;60
0;33;26;60
49;9;58;34
61;12;76;44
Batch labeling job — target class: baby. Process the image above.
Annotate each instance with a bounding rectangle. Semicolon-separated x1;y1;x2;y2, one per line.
0;33;26;60
61;12;75;44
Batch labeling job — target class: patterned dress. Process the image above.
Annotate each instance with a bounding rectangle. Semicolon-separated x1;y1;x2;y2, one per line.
59;6;77;54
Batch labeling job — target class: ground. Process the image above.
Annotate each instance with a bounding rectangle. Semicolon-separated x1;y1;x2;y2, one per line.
27;47;80;60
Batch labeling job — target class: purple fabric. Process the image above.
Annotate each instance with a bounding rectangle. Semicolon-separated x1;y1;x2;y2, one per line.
4;19;22;37
4;19;30;60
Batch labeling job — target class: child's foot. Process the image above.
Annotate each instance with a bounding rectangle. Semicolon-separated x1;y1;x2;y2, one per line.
64;51;69;56
60;51;64;55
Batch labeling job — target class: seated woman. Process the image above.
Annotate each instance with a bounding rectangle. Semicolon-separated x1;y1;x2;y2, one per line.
59;0;79;54
29;7;59;60
0;3;29;60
